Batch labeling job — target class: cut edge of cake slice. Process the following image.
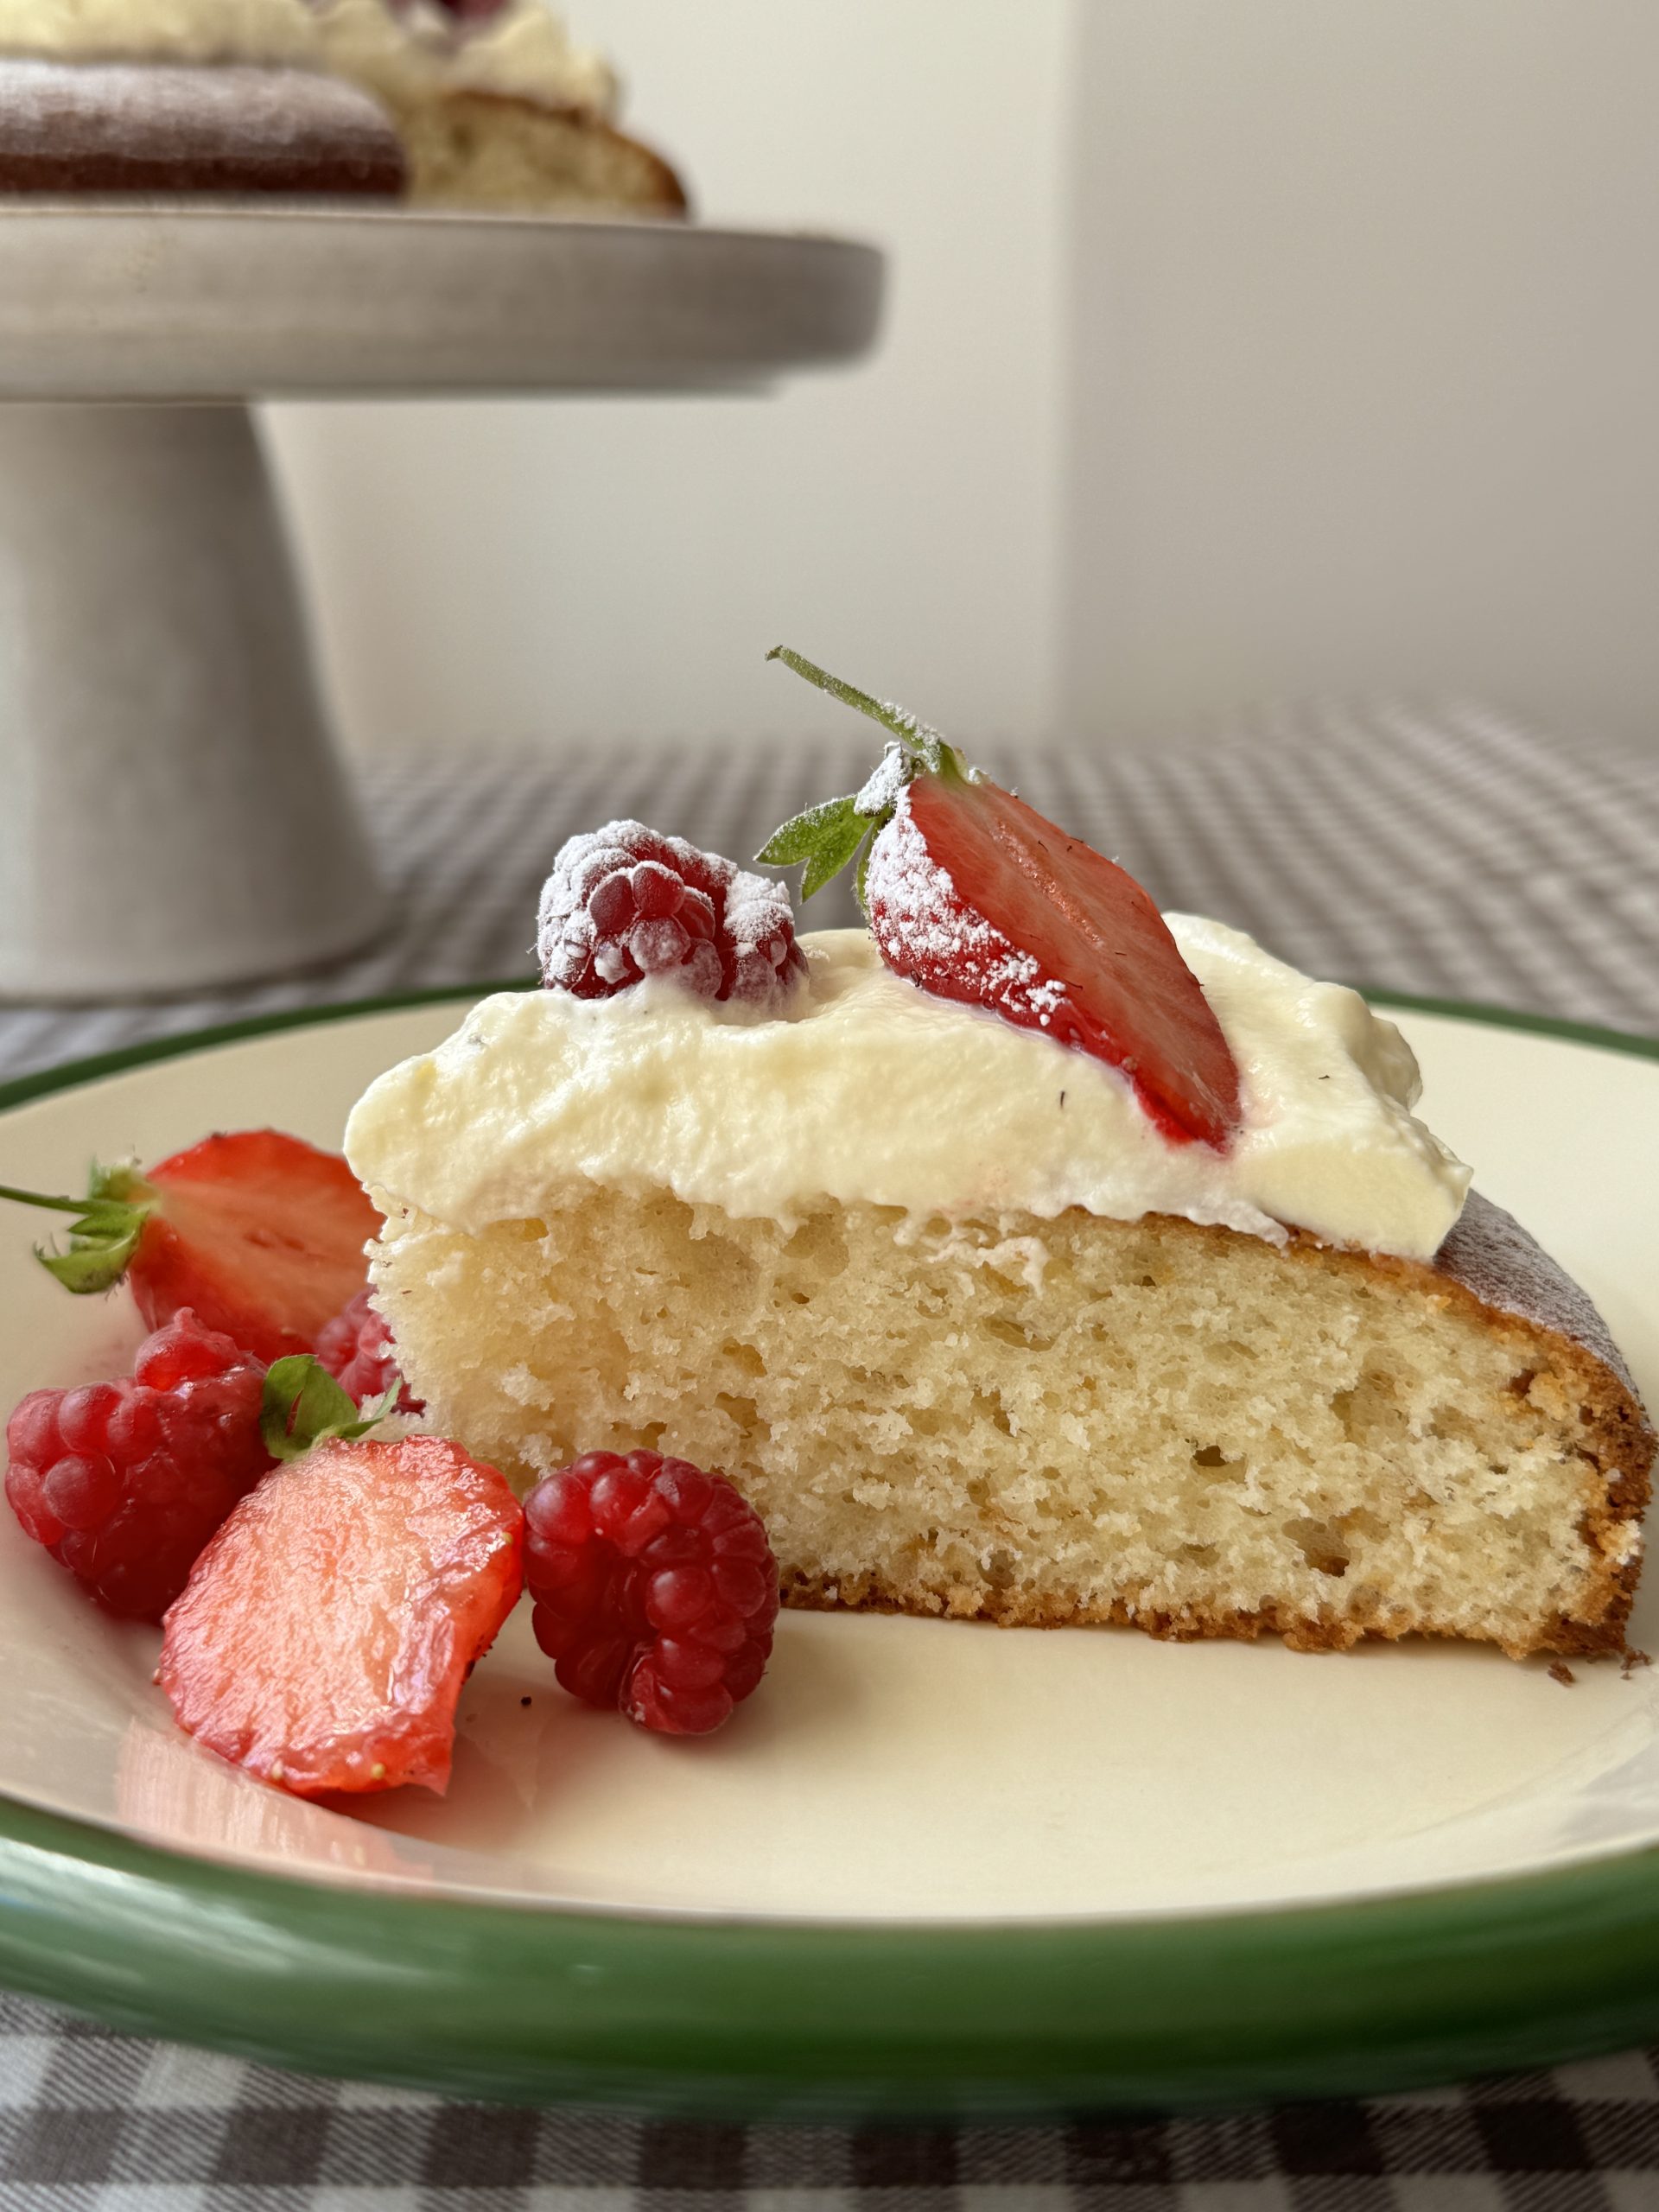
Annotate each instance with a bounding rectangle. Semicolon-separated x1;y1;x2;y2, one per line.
362;1182;1654;1664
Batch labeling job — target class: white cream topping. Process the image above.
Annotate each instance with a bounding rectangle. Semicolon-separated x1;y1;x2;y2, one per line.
315;0;616;120
0;0;320;65
0;0;618;115
346;921;1471;1262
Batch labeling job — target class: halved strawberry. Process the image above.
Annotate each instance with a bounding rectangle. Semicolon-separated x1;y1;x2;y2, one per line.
158;1433;524;1798
0;1130;380;1362
760;650;1243;1149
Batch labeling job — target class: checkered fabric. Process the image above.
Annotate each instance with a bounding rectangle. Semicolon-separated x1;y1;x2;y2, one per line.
2;695;1657;1084
3;2000;1659;2209
2;696;1659;2206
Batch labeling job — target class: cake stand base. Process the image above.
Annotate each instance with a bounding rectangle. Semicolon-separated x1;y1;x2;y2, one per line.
0;403;387;1001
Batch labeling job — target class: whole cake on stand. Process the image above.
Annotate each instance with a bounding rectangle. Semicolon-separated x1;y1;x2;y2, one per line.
0;0;883;997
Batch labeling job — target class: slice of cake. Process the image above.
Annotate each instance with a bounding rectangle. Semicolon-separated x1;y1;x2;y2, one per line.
0;0;685;214
345;667;1654;1662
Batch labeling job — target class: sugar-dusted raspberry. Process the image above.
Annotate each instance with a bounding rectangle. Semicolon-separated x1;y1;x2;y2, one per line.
4;1309;274;1621
524;1447;779;1736
537;821;805;1008
315;1287;423;1414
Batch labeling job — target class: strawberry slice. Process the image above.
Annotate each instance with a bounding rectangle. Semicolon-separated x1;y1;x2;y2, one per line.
158;1433;524;1798
0;1130;380;1362
759;649;1243;1148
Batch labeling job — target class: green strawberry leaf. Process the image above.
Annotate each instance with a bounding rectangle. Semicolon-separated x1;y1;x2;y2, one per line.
757;792;859;866
35;1222;147;1295
760;645;980;910
0;1161;156;1296
88;1160;152;1207
262;1354;402;1464
758;794;875;901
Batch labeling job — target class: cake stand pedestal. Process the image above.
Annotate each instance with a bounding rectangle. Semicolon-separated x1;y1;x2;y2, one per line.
0;208;883;1001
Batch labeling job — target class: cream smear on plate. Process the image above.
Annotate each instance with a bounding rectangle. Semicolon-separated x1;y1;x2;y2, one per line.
346;921;1471;1261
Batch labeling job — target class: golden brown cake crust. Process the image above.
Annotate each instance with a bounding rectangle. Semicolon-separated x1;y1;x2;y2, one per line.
782;1191;1655;1659
0;59;406;196
370;1166;1654;1663
397;86;687;213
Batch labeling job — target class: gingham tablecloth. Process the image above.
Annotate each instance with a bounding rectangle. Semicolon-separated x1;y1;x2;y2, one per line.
3;697;1659;2209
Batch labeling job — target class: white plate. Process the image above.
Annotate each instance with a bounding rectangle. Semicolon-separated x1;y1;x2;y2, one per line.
0;996;1656;1929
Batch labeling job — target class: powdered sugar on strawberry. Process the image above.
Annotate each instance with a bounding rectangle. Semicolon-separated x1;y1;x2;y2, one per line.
865;790;1071;1033
538;821;804;1009
856;738;928;821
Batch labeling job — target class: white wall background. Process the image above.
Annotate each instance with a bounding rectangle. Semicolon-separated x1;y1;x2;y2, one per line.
267;1;1659;760
264;0;1071;754
1062;0;1659;754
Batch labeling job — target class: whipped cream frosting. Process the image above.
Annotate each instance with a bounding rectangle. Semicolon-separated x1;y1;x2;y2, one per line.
0;0;618;115
346;920;1472;1261
315;0;616;120
0;0;319;65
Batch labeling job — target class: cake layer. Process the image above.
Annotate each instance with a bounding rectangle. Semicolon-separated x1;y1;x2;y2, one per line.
0;59;405;194
366;1185;1651;1660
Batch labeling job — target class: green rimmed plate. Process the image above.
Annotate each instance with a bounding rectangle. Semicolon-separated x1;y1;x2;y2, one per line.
0;991;1655;2117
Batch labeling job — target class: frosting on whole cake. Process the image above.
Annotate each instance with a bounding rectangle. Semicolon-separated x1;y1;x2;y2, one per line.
316;0;616;118
0;0;618;116
346;921;1472;1260
0;0;320;64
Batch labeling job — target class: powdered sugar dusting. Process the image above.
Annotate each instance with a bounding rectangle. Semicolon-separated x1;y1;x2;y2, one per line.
863;790;1070;1030
1436;1190;1643;1399
855;741;913;820
0;58;405;182
722;865;807;1003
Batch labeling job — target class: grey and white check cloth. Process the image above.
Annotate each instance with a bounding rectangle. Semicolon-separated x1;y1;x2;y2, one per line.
2;698;1659;2209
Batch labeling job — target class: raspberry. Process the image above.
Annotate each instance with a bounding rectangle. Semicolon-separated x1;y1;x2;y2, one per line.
537;821;805;1008
3;1309;274;1621
524;1448;779;1735
315;1287;423;1414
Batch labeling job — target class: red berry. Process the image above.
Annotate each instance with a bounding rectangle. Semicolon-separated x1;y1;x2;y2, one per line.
537;821;804;1009
3;1310;274;1621
761;651;1244;1150
388;0;510;16
158;1435;524;1798
128;1131;381;1362
865;779;1243;1149
3;1131;383;1361
524;1448;779;1736
315;1287;423;1413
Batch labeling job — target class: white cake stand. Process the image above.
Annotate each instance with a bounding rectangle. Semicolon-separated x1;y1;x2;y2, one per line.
0;207;884;999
